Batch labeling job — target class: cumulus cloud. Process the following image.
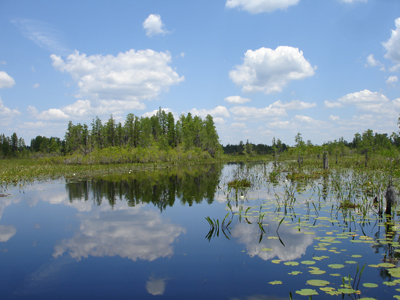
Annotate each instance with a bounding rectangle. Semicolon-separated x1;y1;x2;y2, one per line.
387;76;398;86
229;46;316;94
0;97;21;125
141;108;174;118
230;105;286;121
0;71;16;88
329;115;340;121
225;95;251;104
271;100;316;110
383;17;400;71
51;49;184;102
189;106;230;118
267;121;291;129
225;0;300;13
143;14;169;37
365;54;385;71
324;100;343;108
338;89;388;105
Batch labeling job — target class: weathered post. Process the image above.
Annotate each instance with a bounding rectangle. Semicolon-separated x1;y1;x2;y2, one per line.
323;152;329;170
385;184;397;215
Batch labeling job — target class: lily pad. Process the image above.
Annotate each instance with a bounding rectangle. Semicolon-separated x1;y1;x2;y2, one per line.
288;271;302;275
295;289;319;296
301;260;316;265
328;264;345;269
378;263;396;268
363;283;378;288
337;288;357;294
307;279;330;287
271;260;281;264
268;280;282;285
261;248;273;251
284;261;299;266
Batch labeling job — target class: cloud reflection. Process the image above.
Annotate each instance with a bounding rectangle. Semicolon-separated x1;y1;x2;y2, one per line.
0;225;16;242
146;276;169;296
231;219;313;261
53;204;186;261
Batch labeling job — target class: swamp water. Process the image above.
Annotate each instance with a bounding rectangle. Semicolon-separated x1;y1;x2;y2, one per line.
0;162;400;299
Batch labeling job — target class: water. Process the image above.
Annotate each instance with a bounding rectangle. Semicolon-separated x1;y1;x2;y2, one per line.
0;162;398;299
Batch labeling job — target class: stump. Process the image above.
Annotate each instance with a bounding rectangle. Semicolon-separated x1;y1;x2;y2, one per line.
385;185;397;215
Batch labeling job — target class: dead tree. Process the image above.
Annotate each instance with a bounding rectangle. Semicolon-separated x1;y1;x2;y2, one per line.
385;184;397;215
323;152;329;170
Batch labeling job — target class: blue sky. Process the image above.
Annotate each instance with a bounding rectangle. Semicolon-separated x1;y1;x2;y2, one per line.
1;0;400;146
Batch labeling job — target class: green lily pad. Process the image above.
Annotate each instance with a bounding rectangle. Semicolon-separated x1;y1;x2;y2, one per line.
328;264;345;269
295;289;319;296
288;271;302;275
271;260;281;264
268;280;282;285
307;279;330;287
345;261;358;264
301;260;316;265
330;273;341;277
378;263;396;268
351;255;362;257
337;288;357;294
309;269;326;275
383;281;397;286
261;248;273;251
284;261;299;266
363;283;378;288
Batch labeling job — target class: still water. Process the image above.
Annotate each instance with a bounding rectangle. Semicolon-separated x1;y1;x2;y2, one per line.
0;163;399;299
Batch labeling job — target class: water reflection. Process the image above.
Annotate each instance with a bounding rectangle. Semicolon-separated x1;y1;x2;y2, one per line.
231;295;290;300
0;225;16;242
231;220;314;261
146;276;169;296
53;203;186;261
66;164;223;211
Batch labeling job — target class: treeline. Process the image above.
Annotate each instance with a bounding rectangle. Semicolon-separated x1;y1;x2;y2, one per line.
292;129;400;157
223;139;288;155
0;108;221;159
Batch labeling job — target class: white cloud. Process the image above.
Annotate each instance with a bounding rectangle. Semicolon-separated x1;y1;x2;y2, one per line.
229;46;316;94
267;121;291;129
230;105;286;121
225;0;300;13
293;115;314;123
386;75;398;86
230;122;247;129
51;49;184;103
33;83;40;89
341;0;367;3
0;61;6;65
0;71;16;88
383;17;400;71
11;18;70;55
143;14;169;37
189;106;230;118
271;99;316;110
0;97;21;125
337;89;388;105
141;108;173;118
324;100;343;108
329;115;340;121
225;95;251;104
365;54;385;71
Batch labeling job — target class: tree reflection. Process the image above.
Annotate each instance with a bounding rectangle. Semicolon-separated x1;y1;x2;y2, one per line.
65;164;222;211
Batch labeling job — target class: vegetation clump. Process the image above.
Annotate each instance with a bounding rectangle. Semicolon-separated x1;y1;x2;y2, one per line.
227;178;251;188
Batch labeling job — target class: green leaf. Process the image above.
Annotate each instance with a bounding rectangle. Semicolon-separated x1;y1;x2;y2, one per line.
269;280;282;285
307;279;330;287
362;283;378;288
295;289;319;296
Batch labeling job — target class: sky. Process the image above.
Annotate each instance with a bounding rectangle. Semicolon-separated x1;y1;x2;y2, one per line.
0;0;400;146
